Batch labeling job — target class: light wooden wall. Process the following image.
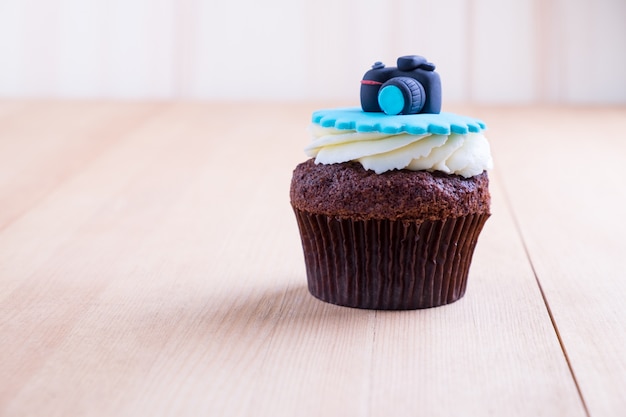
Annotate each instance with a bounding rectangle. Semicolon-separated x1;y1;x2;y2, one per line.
0;0;624;103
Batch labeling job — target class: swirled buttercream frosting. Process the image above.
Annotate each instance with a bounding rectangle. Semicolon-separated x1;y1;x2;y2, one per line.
305;107;493;178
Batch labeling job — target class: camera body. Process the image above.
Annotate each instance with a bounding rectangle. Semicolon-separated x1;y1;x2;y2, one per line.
360;55;442;115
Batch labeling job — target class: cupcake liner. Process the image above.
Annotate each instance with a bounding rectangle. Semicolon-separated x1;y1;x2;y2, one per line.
293;209;490;310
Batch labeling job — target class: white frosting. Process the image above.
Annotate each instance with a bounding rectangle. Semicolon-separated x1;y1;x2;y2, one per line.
305;124;493;177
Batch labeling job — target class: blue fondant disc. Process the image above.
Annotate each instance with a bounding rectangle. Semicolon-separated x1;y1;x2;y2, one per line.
311;107;486;135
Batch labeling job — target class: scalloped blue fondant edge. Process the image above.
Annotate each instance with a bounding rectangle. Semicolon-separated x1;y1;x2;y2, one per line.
312;107;486;135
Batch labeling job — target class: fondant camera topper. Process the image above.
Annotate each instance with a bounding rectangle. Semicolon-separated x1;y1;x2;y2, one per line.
360;55;442;115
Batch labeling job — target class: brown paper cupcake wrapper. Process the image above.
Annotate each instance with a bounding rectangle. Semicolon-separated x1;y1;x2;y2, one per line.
293;209;490;310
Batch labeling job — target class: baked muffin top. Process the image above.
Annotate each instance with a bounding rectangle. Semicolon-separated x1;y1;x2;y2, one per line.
290;159;490;221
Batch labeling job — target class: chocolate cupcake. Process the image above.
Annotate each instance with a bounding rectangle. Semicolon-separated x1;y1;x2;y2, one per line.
290;55;492;310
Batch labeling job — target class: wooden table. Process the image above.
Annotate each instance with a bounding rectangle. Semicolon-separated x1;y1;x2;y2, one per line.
1;101;625;417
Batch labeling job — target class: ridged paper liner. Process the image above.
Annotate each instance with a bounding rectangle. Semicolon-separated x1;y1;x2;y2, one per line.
293;209;490;310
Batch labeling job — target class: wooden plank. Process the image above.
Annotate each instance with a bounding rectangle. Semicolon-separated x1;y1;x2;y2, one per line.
0;102;312;415
0;101;166;231
481;105;626;417
0;101;28;122
366;171;585;417
0;103;593;416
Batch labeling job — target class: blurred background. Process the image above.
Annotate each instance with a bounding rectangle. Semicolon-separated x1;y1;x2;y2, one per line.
0;0;624;104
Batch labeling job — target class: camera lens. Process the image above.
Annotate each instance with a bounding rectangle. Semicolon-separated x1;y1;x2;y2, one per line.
378;86;405;115
378;77;426;115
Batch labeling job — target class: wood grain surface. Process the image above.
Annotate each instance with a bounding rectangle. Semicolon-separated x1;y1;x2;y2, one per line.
0;101;625;417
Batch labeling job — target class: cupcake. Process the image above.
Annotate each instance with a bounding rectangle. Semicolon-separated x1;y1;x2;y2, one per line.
290;55;492;310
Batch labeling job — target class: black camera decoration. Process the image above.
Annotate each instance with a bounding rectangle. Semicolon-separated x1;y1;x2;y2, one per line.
360;55;442;115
